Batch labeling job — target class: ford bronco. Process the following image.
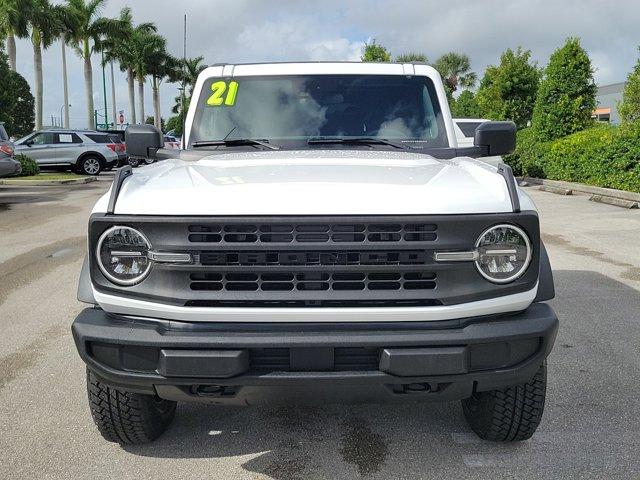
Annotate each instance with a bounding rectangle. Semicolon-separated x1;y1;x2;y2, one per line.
72;62;558;444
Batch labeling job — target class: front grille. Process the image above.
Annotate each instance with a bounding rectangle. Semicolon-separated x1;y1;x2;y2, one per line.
190;271;436;292
89;213;541;308
188;222;437;244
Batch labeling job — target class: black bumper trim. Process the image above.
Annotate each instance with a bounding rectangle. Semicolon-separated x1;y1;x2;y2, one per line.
72;303;558;403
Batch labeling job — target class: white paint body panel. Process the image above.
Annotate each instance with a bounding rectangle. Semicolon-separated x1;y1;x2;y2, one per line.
93;284;538;323
107;151;522;216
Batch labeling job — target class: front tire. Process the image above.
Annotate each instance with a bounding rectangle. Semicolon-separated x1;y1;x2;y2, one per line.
78;156;103;176
462;365;547;442
86;370;176;444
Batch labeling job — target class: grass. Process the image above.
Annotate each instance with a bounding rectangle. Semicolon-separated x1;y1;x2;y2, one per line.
12;172;89;181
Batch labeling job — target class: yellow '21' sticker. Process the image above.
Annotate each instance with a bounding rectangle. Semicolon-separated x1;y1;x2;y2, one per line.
207;80;239;106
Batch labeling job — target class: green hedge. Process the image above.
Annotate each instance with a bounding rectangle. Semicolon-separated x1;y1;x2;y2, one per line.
15;154;39;177
504;124;640;193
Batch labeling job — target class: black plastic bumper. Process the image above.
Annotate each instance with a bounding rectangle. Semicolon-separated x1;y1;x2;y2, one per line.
72;303;558;405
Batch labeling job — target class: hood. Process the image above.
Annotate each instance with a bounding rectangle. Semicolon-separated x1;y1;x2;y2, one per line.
105;150;523;216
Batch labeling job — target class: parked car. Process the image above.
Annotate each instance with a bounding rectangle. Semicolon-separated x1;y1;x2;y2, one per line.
0;122;21;178
73;62;557;445
164;134;180;150
454;118;502;166
13;129;119;175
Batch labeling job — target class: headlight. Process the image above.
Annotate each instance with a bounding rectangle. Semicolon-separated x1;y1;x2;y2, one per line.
96;226;152;285
475;224;532;284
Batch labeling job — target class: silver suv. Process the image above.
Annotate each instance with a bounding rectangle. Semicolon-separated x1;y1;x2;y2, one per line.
14;129;120;175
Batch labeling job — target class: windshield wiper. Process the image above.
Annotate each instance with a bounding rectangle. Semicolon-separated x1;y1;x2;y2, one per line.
192;139;279;150
307;137;407;149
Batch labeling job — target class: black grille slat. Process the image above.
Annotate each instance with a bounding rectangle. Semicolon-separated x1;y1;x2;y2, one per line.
188;222;438;244
200;250;428;266
189;271;437;292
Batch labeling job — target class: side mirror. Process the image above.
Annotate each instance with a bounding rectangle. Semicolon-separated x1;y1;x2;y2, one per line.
125;124;163;160
474;121;516;156
24;140;33;147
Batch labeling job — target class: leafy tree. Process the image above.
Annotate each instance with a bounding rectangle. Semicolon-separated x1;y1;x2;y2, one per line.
0;0;31;71
165;114;183;136
451;90;481;118
532;37;597;141
0;47;34;137
476;47;540;128
395;53;427;63
171;56;207;124
145;115;164;131
7;68;34;136
618;49;640;123
361;39;391;62
433;52;477;92
65;0;123;129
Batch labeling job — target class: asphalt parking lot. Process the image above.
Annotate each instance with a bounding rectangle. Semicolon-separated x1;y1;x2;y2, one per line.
1;177;639;479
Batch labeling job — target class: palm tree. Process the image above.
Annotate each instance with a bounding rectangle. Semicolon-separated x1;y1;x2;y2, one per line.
126;30;165;124
58;4;79;129
396;53;428;63
0;0;31;71
148;49;180;130
27;0;62;130
65;0;121;129
101;8;156;126
171;56;207;120
433;52;477;92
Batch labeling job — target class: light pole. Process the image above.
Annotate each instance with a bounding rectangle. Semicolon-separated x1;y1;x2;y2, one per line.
60;104;71;128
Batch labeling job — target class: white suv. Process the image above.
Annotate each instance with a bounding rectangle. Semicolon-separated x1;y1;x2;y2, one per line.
14;129;120;175
73;62;557;445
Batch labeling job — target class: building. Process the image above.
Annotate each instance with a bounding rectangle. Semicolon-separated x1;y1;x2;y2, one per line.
594;82;626;124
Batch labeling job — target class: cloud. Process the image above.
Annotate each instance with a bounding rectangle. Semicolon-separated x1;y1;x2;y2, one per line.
9;0;640;129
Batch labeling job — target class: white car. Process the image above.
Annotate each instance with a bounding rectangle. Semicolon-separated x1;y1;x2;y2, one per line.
72;62;557;445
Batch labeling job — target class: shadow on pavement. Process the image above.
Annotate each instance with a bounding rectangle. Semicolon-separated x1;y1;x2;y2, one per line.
122;270;640;479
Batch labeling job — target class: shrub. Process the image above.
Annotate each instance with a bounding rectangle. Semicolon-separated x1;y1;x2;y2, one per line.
15;154;39;177
504;127;547;178
506;124;640;193
618;50;640;123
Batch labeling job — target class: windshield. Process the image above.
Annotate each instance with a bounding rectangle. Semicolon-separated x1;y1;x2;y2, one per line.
190;74;447;148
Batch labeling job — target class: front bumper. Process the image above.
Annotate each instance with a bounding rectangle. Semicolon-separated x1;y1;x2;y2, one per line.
72;303;558;405
0;158;21;178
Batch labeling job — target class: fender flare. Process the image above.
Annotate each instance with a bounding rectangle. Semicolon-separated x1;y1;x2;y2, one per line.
77;255;97;304
534;242;555;302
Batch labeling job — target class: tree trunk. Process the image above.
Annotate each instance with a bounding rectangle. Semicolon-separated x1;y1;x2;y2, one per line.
152;76;161;130
33;38;43;130
61;40;70;129
110;62;117;127
137;78;145;123
127;69;136;124
7;33;17;71
83;40;95;129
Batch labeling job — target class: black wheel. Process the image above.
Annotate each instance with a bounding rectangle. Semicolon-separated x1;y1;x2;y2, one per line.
78;156;102;175
143;157;155;165
128;157;140;168
462;365;547;442
86;369;176;444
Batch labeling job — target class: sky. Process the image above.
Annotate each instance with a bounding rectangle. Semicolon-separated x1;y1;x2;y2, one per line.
10;0;640;129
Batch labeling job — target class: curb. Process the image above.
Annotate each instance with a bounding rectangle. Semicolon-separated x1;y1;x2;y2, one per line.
0;176;97;186
521;177;640;203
